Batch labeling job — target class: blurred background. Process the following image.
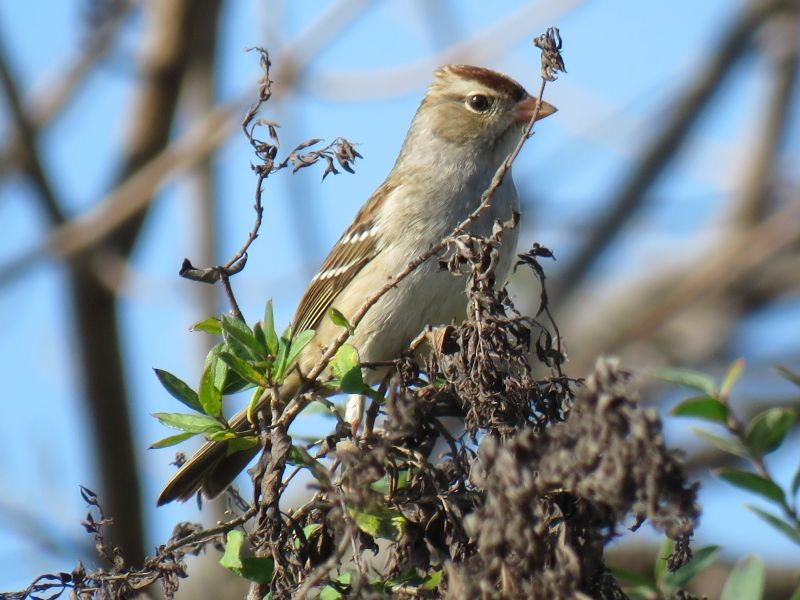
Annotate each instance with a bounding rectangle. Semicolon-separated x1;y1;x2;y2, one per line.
1;0;798;597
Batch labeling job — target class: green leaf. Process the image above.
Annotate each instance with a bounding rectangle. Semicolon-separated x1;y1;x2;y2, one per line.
148;431;196;449
653;367;717;397
329;344;374;396
720;555;764;600
263;300;279;355
328;307;354;334
331;344;360;379
715;468;785;505
371;470;410;495
671;396;728;424
238;557;275;584
287;445;330;484
286;329;315;368
219;530;274;583
720;358;745;399
348;505;407;541
221;314;266;359
653;537;674;584
294;524;322;549
608;565;657;596
775;365;800;388
319;586;342;600
745;407;796;457
745;504;800;545
205;343;242;394
661;545;720;592
218;352;266;387
152;412;223;434
219;530;245;570
691;427;749;458
253;321;267;350
246;387;264;425
791;463;800;498
421;569;442;591
208;429;238;442
153;369;202;413
272;334;290;382
791;581;800;600
190;317;222;334
199;360;223;417
226;435;260;456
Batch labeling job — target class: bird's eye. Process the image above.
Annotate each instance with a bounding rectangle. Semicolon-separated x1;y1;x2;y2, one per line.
466;94;491;112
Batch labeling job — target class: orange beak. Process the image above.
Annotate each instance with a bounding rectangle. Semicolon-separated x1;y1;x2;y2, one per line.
513;96;557;124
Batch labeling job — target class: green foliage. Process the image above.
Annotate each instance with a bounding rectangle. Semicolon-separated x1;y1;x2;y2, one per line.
151;300;317;454
744;407;796;457
151;412;224;434
613;541;723;599
637;360;800;597
199;360;223;417
653;367;717;396
670;395;728;424
190;316;223;334
348;505;407;541
659;545;720;594
328;343;382;402
219;530;275;584
152;369;202;413
714;468;785;505
328;307;354;334
720;555;764;600
745;505;800;545
775;364;800;388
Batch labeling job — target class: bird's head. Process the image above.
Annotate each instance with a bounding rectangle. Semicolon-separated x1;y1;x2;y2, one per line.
416;64;556;155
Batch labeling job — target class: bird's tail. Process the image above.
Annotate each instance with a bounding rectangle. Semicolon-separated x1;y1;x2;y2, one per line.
156;375;299;506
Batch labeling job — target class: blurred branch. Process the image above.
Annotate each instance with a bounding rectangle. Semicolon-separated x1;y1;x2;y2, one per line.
183;6;222;353
0;26;65;223
0;2;130;178
0;0;376;287
0;100;238;286
65;0;222;567
552;0;794;304
735;7;800;226
570;189;800;369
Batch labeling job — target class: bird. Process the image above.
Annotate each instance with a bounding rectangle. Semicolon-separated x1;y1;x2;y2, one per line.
157;64;556;505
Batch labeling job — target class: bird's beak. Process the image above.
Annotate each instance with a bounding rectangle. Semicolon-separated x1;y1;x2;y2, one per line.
513;96;557;124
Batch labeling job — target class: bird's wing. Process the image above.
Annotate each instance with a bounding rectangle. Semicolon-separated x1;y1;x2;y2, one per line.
291;181;396;334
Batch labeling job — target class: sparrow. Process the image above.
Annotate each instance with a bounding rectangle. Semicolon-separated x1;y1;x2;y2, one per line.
157;64;556;505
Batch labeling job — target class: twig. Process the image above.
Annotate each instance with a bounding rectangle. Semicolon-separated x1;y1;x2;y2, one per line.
0;29;65;224
294;524;354;598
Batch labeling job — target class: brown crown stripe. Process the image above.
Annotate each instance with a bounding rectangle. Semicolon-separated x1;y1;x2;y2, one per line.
440;65;527;102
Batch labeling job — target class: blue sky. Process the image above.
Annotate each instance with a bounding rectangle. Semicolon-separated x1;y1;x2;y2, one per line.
1;0;799;592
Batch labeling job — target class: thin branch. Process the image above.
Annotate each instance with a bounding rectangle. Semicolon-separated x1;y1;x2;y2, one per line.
602;190;800;350
0;24;65;223
0;1;130;179
734;7;800;226
0;99;239;286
